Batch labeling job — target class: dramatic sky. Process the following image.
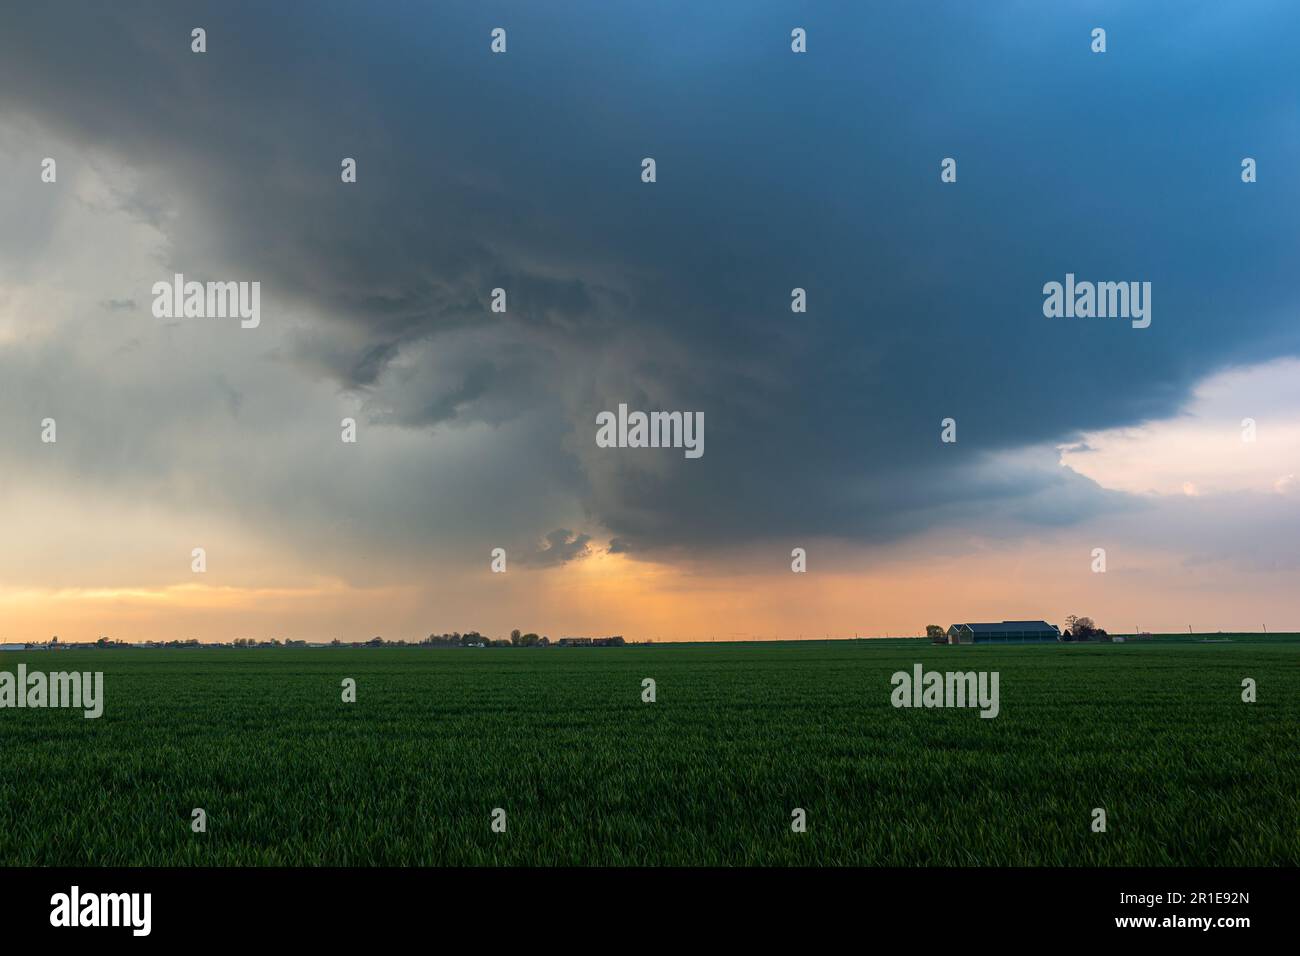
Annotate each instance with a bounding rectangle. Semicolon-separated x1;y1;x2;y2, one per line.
1;2;1297;642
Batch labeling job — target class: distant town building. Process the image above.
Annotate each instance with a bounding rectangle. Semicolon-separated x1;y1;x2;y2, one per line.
946;621;1060;644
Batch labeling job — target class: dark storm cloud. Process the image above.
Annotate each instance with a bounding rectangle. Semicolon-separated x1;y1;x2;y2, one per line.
2;1;1297;555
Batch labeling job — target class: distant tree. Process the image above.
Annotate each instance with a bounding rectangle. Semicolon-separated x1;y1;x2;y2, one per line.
510;629;523;646
1064;615;1103;641
926;625;946;643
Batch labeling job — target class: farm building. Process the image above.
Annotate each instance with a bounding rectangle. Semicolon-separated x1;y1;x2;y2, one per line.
947;621;1060;644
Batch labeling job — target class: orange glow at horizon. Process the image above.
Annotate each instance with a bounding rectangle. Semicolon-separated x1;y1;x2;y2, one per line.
4;536;1297;644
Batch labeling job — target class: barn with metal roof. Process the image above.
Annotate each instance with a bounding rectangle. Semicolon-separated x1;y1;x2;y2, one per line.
946;621;1060;644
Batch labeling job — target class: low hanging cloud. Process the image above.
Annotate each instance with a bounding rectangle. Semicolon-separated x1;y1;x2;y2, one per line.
517;529;594;568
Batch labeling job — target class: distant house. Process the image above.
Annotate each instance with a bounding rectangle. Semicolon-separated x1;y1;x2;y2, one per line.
947;621;1060;644
557;637;593;647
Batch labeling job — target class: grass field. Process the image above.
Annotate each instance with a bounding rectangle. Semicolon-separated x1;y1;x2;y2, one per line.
1;639;1297;866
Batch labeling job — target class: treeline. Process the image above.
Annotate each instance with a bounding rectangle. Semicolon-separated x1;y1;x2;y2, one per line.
1060;615;1109;641
36;630;566;649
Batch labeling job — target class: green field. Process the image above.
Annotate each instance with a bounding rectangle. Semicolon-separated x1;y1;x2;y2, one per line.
1;639;1297;866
